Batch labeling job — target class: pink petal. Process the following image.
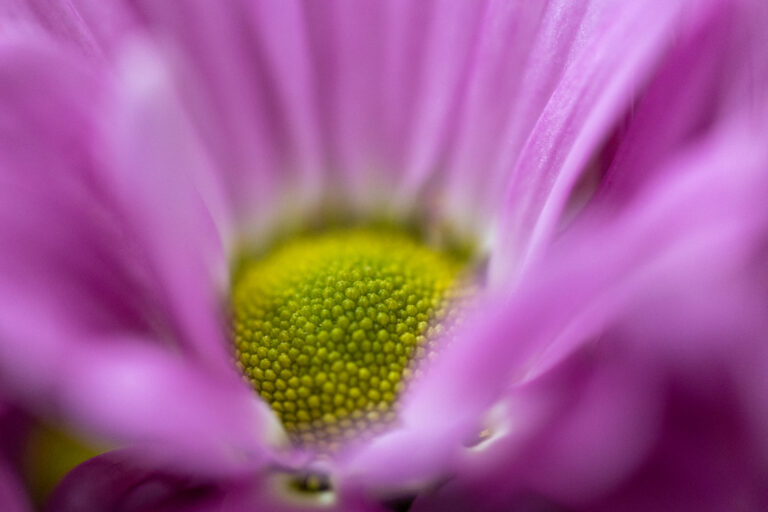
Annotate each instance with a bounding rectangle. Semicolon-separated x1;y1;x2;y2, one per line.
104;40;234;373
58;342;283;476
0;35;274;471
0;0;100;55
342;122;768;488
128;0;286;226
0;0;134;58
0;462;29;512
49;450;387;512
596;0;768;209
488;0;724;282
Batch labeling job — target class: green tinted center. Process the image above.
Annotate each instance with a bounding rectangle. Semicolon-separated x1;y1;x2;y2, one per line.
233;228;466;451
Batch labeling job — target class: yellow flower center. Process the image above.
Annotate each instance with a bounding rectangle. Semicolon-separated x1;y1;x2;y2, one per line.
232;228;467;451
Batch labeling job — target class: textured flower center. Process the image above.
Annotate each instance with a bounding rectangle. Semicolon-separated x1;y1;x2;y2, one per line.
232;228;466;450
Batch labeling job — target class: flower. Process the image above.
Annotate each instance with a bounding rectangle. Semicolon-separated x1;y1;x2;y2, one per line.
1;0;767;511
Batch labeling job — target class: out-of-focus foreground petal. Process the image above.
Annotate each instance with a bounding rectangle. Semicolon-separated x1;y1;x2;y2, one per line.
0;35;281;474
0;400;30;512
46;451;225;512
0;0;134;57
441;0;689;249
0;463;29;512
489;0;758;282
48;450;387;512
342;118;768;501
595;0;768;209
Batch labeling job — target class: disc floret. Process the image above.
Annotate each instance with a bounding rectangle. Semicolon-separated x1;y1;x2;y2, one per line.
233;228;466;450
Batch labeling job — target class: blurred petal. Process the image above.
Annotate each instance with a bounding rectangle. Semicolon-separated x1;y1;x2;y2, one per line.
0;399;29;512
65;0;135;54
49;451;386;512
120;0;766;254
0;0;101;55
388;0;486;202
105;39;233;372
435;0;550;233
58;341;284;476
342;122;768;489
127;0;287;226
411;327;768;511
0;35;275;471
595;0;768;209
488;0;709;281
0;31;232;367
0;38;154;397
47;451;224;512
0;462;29;512
0;0;133;57
413;235;768;511
407;351;663;512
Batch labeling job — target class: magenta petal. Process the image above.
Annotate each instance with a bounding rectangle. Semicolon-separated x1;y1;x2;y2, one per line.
488;0;725;281
103;41;234;373
411;334;768;511
389;1;487;199
0;39;152;398
444;126;768;430
58;341;281;476
414;277;768;511
344;122;768;488
0;34;232;372
0;0;133;58
587;382;768;511
0;400;28;512
596;0;768;209
49;450;387;512
0;0;100;55
46;451;225;512
436;1;550;231
412;346;665;511
127;0;286;222
64;0;135;55
238;1;324;207
0;462;29;512
0;36;270;466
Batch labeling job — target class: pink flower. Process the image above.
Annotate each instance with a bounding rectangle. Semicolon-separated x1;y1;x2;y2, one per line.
0;1;767;511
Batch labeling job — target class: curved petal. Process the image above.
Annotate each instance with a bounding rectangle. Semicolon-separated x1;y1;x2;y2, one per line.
341;121;768;489
595;0;768;210
114;0;764;254
0;31;232;369
46;451;225;512
0;35;271;471
0;462;30;512
0;38;155;389
104;39;233;372
407;351;663;512
488;0;726;282
0;0;134;58
0;0;101;55
411;327;768;511
412;242;768;511
49;451;386;512
0;399;29;512
127;0;287;227
58;341;286;476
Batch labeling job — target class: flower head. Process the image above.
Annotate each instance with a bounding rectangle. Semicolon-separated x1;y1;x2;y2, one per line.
1;0;768;510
